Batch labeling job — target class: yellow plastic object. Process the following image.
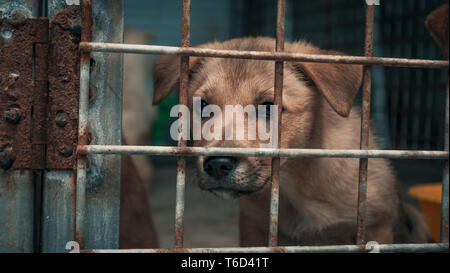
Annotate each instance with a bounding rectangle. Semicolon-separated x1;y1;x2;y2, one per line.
408;183;442;242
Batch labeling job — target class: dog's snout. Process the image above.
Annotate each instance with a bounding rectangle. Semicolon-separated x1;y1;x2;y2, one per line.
203;156;237;179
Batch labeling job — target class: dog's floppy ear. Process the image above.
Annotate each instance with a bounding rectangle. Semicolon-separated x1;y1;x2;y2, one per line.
425;3;449;58
289;50;363;117
152;55;202;104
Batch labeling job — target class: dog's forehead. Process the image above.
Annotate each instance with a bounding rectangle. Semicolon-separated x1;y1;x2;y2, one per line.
192;59;274;101
207;58;273;81
195;37;278;82
188;37;313;103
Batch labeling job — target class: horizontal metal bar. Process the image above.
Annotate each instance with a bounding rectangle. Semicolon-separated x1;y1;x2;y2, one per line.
78;145;448;159
79;42;449;69
83;243;448;253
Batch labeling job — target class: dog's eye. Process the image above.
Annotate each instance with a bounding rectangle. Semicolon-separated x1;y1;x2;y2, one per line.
261;102;273;119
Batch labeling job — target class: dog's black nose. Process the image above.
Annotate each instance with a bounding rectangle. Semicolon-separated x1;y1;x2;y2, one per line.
203;157;237;179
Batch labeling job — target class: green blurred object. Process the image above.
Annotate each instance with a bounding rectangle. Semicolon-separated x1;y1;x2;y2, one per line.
151;94;178;145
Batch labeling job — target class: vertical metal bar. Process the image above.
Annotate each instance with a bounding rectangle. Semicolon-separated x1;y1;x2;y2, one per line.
441;78;449;243
268;0;285;247
175;0;190;248
76;0;93;249
356;4;374;246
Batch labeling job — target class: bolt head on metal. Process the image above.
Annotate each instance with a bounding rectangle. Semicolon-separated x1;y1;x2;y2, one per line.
58;145;73;157
3;108;21;124
9;70;19;81
55;111;67;127
0;144;15;170
8;10;26;26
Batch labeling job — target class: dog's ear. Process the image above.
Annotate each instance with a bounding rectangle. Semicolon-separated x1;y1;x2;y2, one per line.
152;55;202;104
425;3;449;58
289;50;363;117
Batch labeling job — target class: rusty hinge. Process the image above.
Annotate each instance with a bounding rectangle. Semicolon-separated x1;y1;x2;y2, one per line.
0;7;83;171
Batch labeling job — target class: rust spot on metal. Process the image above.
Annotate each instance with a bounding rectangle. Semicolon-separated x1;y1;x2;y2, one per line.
78;128;93;148
269;246;286;253
171;146;195;157
0;239;25;253
81;0;93;44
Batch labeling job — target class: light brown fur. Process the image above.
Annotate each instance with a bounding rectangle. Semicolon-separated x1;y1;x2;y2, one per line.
425;3;449;58
152;37;430;246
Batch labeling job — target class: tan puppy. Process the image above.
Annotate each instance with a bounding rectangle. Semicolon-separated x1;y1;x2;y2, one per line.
152;37;429;246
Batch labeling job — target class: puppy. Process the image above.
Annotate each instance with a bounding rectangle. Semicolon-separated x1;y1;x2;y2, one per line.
152;37;430;246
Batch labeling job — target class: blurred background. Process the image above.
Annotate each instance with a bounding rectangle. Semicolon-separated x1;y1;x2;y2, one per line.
122;0;448;248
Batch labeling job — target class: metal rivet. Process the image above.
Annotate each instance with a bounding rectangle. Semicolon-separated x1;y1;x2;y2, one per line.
58;70;69;83
9;70;19;81
55;111;67;127
0;144;15;170
8;10;26;26
3;107;21;124
58;145;73;158
58;70;68;77
0;29;12;42
69;24;82;36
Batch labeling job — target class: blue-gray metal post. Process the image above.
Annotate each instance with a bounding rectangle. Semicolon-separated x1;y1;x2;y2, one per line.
81;0;123;250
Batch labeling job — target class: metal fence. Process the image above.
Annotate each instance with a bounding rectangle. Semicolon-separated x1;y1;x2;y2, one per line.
77;0;449;253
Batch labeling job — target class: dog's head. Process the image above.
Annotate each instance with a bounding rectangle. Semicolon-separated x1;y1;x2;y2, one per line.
152;37;362;199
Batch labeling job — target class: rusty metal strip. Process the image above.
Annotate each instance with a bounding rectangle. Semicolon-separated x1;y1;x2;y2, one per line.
0;15;49;170
269;0;286;247
46;6;82;170
79;42;449;69
174;0;191;249
356;4;374;246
